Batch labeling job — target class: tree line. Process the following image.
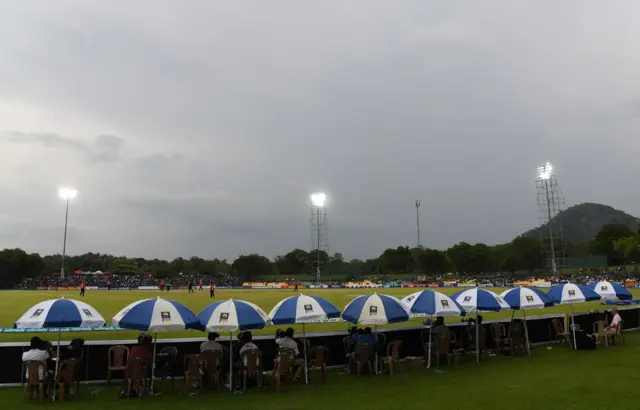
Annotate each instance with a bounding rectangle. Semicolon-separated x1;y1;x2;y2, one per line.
0;224;636;286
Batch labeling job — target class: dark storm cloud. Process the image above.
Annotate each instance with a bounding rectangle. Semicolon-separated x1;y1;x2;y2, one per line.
1;0;639;260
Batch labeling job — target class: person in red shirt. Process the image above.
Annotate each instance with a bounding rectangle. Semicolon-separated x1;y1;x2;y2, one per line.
188;280;194;293
209;282;215;299
199;279;203;291
130;333;153;363
293;280;299;293
107;279;112;291
160;280;165;292
79;280;86;297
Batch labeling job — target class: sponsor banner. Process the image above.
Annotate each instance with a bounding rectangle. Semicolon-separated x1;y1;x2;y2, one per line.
624;280;636;288
138;286;159;290
37;287;48;290
1;326;123;333
532;281;551;288
457;283;475;288
86;286;99;290
416;276;426;282
47;287;57;291
478;283;494;288
427;283;439;288
439;283;458;288
514;281;532;287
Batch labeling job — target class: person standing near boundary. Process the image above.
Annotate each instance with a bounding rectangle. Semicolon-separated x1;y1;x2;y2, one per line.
166;281;171;292
209;281;215;299
294;280;299;293
160;280;165;292
188;280;194;293
79;280;86;297
199;279;203;291
107;279;111;291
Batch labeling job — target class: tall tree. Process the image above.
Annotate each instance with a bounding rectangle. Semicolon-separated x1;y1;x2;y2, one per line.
590;224;635;265
232;254;273;281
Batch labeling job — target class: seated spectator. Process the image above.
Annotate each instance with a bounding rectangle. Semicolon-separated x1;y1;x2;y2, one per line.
129;333;153;365
276;328;305;381
353;327;376;357
63;338;84;360
238;331;259;363
200;332;224;353
607;309;622;335
431;317;449;350
22;337;50;380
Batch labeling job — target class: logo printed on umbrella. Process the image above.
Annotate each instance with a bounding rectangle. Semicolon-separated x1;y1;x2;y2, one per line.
568;290;575;296
304;304;313;313
463;296;472;302
82;309;93;317
526;296;534;303
440;300;450;308
369;306;378;315
600;286;608;291
219;312;229;323
161;312;171;322
31;309;44;317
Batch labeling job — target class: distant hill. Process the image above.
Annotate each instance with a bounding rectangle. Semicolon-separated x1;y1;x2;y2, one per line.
523;202;639;243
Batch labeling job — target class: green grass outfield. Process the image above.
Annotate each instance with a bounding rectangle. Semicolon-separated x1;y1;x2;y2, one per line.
5;333;640;409
2;287;638;343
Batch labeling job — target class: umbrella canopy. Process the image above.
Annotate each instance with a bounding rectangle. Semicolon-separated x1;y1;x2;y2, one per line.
586;281;633;301
342;293;409;325
15;297;105;328
112;297;199;332
500;286;554;310
401;290;465;317
198;299;271;332
269;294;341;325
547;283;601;304
452;288;511;312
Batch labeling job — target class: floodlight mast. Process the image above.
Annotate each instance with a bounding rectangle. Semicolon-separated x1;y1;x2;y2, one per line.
58;187;78;279
310;192;327;284
536;163;557;274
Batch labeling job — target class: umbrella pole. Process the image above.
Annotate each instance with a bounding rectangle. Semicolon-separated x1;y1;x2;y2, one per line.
229;332;233;392
523;310;531;356
570;304;577;350
374;325;378;375
52;330;61;402
303;323;308;384
150;333;157;395
476;312;479;363
427;315;432;369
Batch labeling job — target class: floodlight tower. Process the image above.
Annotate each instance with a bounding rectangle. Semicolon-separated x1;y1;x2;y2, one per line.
58;187;78;279
310;193;328;284
415;200;421;248
535;163;566;274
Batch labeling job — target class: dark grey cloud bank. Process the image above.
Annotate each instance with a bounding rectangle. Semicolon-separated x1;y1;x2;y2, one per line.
1;1;639;260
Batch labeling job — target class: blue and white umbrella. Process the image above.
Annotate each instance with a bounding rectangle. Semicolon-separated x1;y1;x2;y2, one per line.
401;290;465;317
269;294;341;324
452;288;509;362
112;297;199;395
198;299;271;391
587;281;633;301
547;283;601;350
342;293;409;326
112;296;200;332
500;286;554;310
15;297;106;328
452;288;511;312
269;294;341;383
401;290;464;368
500;287;554;355
15;298;105;402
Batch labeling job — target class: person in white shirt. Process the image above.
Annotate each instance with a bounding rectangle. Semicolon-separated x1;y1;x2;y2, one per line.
607;309;622;336
276;328;305;381
200;332;224;353
22;337;50;381
238;331;259;366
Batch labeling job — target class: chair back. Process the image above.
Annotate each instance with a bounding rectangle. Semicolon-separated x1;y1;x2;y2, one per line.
57;358;78;384
108;345;129;368
311;346;327;364
276;348;294;375
594;320;606;337
552;319;564;336
184;354;202;377
386;340;402;360
355;344;372;362
617;320;624;335
477;327;487;350
241;349;260;374
160;346;178;358
126;357;146;382
509;323;524;344
490;323;505;339
437;329;451;355
24;361;46;384
343;336;355;355
201;350;222;372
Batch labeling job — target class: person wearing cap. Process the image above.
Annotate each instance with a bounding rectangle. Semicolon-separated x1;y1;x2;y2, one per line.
200;332;224;353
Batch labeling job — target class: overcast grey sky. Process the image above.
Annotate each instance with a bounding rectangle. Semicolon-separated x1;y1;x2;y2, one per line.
1;1;639;261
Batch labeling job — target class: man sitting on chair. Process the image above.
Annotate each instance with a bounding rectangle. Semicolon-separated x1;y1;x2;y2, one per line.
607;309;622;336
